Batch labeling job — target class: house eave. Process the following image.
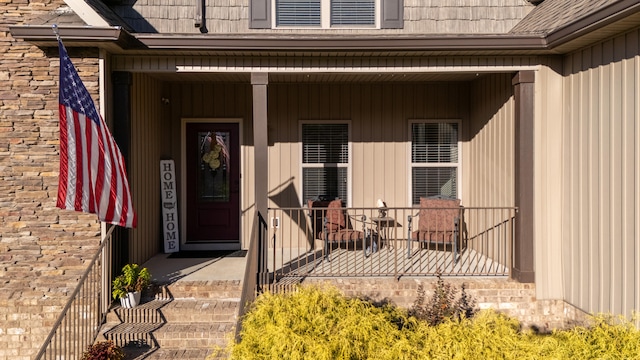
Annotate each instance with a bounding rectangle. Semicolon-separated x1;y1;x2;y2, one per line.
9;25;143;50
545;0;640;49
134;34;548;52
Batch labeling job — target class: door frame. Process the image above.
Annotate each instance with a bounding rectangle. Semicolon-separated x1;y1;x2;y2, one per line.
180;118;243;251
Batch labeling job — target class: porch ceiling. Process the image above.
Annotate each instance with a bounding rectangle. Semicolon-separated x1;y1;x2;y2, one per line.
147;71;485;83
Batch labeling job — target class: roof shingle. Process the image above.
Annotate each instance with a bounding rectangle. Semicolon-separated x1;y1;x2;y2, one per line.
510;0;620;35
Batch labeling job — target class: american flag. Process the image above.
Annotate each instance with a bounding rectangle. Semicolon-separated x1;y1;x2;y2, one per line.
56;40;137;228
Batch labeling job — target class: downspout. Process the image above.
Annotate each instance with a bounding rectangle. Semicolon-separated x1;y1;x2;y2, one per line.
195;0;206;32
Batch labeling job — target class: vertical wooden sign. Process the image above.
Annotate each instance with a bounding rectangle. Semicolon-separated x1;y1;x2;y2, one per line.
160;160;179;253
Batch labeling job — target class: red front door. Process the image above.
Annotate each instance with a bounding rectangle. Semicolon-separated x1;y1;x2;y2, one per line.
185;122;240;245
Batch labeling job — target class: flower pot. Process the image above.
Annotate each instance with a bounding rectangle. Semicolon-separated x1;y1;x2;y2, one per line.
119;291;141;308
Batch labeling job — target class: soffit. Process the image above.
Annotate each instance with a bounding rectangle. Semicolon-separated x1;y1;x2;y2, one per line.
146;72;488;83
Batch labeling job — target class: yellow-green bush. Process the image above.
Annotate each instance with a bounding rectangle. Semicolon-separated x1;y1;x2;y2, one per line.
220;285;640;360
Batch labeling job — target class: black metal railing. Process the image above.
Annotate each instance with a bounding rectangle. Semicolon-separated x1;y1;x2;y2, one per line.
34;225;116;360
264;206;516;289
237;212;269;338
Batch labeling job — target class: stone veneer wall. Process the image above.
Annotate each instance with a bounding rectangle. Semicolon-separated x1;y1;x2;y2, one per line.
0;1;102;359
303;277;590;332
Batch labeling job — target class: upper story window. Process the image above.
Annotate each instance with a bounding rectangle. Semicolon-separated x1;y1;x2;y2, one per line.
249;0;403;30
276;0;375;28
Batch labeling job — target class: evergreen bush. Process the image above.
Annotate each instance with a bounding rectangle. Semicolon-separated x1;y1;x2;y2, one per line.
217;283;640;360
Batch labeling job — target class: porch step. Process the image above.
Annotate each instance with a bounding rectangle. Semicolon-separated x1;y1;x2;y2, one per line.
129;348;224;360
98;281;241;359
165;279;242;299
151;322;236;348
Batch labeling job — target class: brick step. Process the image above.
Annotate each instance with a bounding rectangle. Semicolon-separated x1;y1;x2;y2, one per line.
105;299;172;324
159;299;239;323
152;322;236;348
101;322;161;349
165;280;242;299
104;298;239;324
124;347;224;360
97;280;242;357
101;320;236;350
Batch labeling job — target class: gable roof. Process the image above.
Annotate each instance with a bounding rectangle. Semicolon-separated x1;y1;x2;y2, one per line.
511;0;621;35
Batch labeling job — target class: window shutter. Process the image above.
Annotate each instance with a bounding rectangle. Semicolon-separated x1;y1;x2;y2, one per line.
380;0;403;29
249;0;271;29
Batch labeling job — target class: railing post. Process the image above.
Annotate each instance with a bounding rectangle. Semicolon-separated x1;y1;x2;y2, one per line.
406;215;412;259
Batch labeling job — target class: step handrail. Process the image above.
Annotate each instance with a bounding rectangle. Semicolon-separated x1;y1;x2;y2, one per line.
236;211;268;340
34;225;116;360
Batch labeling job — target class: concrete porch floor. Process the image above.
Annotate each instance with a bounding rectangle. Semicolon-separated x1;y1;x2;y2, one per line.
141;252;247;285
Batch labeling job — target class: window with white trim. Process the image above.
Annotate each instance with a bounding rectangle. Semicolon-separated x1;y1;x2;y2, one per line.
411;121;460;204
301;123;349;203
276;0;375;28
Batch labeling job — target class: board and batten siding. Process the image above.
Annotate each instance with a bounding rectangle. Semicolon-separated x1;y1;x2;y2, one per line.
127;73;168;264
464;73;515;265
467;73;515;209
534;58;564;301
562;27;640;318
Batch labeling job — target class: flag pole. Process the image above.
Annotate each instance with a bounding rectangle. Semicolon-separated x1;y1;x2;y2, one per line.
52;24;60;41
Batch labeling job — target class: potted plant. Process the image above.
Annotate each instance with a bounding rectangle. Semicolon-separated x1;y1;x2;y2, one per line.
112;263;151;308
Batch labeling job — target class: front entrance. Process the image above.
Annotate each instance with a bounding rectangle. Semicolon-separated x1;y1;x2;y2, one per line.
183;122;240;250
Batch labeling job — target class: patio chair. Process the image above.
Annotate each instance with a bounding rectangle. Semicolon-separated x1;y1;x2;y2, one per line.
407;195;462;263
308;198;368;261
307;196;332;243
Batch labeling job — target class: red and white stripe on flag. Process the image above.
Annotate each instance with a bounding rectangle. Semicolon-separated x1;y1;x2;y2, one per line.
56;40;137;228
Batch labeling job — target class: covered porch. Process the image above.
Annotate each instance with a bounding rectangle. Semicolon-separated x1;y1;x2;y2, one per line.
111;56;537;298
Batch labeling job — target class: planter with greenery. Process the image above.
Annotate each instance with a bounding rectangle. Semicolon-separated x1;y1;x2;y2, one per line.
112;263;151;308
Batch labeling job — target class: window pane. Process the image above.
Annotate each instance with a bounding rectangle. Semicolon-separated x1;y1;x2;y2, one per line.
302;124;348;164
303;167;347;202
198;131;231;202
412;167;457;204
412;123;458;163
331;0;375;25
276;0;321;26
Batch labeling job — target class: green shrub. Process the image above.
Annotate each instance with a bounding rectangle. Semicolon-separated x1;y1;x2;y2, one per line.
536;314;640;359
225;284;640;360
230;285;416;360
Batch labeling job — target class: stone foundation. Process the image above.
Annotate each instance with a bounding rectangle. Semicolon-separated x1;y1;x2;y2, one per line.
302;277;591;332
